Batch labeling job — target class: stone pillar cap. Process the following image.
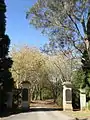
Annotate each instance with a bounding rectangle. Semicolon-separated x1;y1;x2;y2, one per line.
62;81;72;86
80;88;86;93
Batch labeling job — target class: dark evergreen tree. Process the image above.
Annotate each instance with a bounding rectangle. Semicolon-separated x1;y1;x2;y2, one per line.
81;49;90;101
81;10;90;102
0;0;14;114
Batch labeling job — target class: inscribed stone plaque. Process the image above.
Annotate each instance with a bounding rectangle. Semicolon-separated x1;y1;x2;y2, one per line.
80;93;86;109
66;89;72;101
22;88;28;101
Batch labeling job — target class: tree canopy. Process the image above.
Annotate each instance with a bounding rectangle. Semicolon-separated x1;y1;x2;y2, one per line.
26;0;90;98
26;0;90;56
11;45;81;101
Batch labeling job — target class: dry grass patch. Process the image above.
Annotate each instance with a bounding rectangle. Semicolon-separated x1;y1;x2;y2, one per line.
62;110;90;119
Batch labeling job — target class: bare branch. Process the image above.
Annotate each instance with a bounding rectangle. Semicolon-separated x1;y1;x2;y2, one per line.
53;62;66;83
67;13;83;40
66;34;83;54
81;16;87;34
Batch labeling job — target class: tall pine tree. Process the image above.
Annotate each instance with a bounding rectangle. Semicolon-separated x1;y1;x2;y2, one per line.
81;10;90;101
0;0;14;113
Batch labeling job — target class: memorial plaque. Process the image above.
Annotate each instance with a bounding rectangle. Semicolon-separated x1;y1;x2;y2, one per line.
63;82;72;110
80;89;86;110
22;88;28;101
66;89;72;101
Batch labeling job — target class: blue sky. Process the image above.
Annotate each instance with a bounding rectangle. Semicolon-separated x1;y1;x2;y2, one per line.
5;0;48;49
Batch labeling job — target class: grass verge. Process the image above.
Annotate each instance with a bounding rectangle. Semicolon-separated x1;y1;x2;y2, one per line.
62;110;90;119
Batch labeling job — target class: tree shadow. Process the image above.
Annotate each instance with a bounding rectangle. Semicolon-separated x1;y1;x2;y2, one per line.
72;118;88;120
0;107;63;118
30;107;63;112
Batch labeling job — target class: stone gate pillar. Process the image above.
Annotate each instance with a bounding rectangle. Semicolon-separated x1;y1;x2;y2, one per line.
80;89;86;110
63;82;72;111
21;81;30;110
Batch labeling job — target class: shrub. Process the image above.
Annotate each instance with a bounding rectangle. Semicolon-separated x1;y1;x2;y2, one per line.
88;100;90;110
56;95;63;108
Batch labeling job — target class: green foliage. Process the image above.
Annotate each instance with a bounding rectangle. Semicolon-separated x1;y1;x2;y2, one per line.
27;1;90;107
72;69;85;110
81;49;90;99
42;88;53;100
88;101;90;110
26;0;89;55
11;46;67;103
72;88;80;110
27;1;90;105
87;9;90;41
0;0;14;114
81;50;90;71
72;69;85;89
0;0;6;35
56;94;63;108
12;89;21;109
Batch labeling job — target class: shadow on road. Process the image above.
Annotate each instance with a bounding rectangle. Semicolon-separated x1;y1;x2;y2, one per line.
0;107;63;118
0;100;63;118
30;107;63;112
